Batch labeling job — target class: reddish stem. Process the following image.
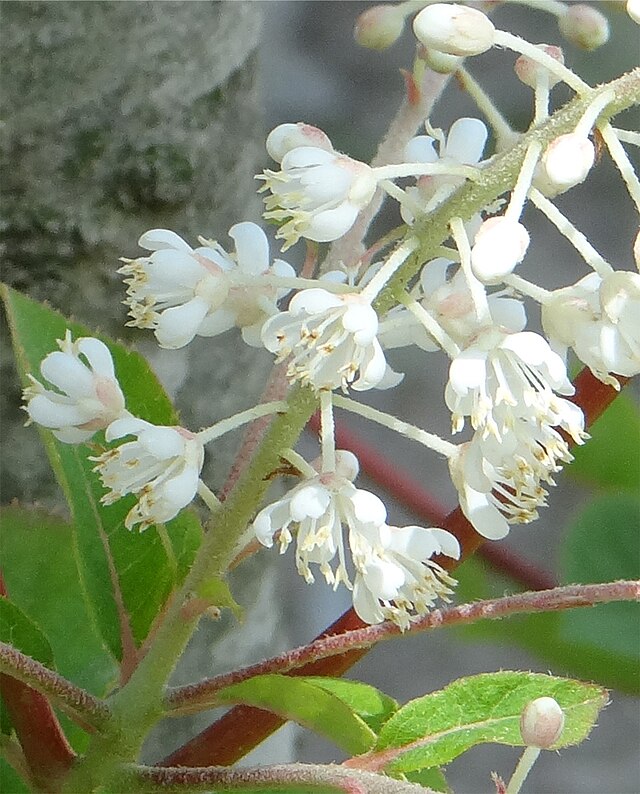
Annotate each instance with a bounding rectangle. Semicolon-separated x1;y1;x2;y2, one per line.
159;368;625;768
0;575;75;791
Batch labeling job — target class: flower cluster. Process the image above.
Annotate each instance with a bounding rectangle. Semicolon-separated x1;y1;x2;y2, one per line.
253;451;459;628
22;1;639;626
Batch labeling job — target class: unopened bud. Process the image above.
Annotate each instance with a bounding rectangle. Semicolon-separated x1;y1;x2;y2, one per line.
520;697;565;748
413;3;495;57
354;5;405;50
471;217;530;284
628;0;640;24
266;123;333;163
558;4;610;50
539;133;595;193
514;45;565;89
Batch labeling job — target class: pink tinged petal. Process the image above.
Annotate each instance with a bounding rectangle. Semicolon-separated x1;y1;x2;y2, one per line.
27;395;90;428
40;352;95;398
351;488;387;525
138;229;193;253
305;204;360;243
404;135;438;164
197;308;236;337
155;297;210;349
463;487;510;540
290;484;331;521
291;288;343;315
229;222;270;275
445;118;487;164
76;338;116;379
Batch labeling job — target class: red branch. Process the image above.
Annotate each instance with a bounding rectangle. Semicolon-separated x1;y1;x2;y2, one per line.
0;575;76;790
159;368;625;768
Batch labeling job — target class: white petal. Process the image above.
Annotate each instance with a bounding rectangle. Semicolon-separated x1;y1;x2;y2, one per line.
463;487;510;540
229;222;270;275
281;146;336;170
158;466;200;513
353;576;384;624
197;307;236;337
428;528;461;559
305;204;360;243
291;288;343;315
290;484;331;521
363;557;405;600
449;349;487;393
76;338;116;379
350;488;387;525
40;352;94;398
105;417;150;441
155;297;210;349
138;229;192;253
445;118;487;164
138;426;184;459
27;395;88;428
404;135;438;164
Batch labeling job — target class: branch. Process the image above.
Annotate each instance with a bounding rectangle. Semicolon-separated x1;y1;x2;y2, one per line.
126;761;436;793
0;642;111;731
165;581;639;717
159;367;627;766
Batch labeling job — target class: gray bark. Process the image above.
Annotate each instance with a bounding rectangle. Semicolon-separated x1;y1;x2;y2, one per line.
1;0;294;765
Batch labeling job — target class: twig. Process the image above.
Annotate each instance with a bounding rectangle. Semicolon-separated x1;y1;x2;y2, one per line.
158;367;625;766
0;642;112;731
127;761;435;793
165;581;639;717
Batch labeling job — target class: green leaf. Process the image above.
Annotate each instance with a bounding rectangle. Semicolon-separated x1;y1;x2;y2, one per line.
0;759;29;793
560;493;640;660
196;577;243;621
569;394;640;490
1;285;202;659
302;677;398;734
0;598;53;668
0;505;117;696
373;671;606;773
403;767;451;792
215;674;377;755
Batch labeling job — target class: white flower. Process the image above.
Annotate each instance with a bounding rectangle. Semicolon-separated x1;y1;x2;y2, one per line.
379;257;526;352
253;450;459;628
402;118;487;222
352;524;459;629
412;4;495;57
119;223;294;349
92;417;204;531
252;450;387;587
23;331;126;444
261;288;402;392
470;216;530;284
542;270;640;385
514;45;565;90
258;133;378;250
445;328;576;438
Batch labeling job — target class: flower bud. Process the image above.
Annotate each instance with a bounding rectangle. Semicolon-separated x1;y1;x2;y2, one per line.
558;4;609;50
520;697;565;748
514;45;565;89
471;217;530;284
539;133;595;193
413;3;495;57
628;0;640;24
354;5;405;50
265;123;333;163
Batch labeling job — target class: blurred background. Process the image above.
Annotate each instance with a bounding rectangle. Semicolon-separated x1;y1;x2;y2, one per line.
2;2;638;792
